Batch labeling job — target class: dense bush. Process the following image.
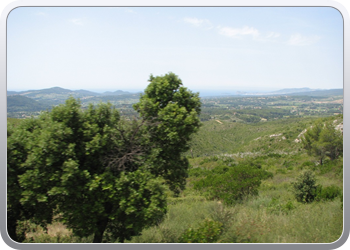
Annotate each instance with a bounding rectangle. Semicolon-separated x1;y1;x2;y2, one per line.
188;167;210;177
292;170;319;203
194;165;273;204
179;219;223;243
315;185;342;201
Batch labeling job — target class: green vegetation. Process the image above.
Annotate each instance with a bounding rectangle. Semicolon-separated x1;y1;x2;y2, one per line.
134;73;201;193
301;119;343;164
179;219;223;243
315;185;342;202
292;170;320;203
7;73;201;243
7;80;343;243
8;98;169;243
193;164;273;205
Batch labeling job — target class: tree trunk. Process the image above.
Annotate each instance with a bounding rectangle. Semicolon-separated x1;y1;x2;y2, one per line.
93;217;109;243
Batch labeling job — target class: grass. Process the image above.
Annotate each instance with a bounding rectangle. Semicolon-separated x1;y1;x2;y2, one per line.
220;199;342;243
26;187;342;243
126;187;342;243
127;153;343;244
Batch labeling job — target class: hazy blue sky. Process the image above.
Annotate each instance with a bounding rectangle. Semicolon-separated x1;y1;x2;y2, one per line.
7;7;343;93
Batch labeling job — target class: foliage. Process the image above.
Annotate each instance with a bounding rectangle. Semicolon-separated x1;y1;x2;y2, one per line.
133;72;201;194
188;167;210;178
8;73;201;243
179;219;223;243
320;122;343;160
315;185;342;202
292;170;320;203
8;98;169;243
194;165;273;204
301;120;343;164
7;118;55;242
266;198;296;215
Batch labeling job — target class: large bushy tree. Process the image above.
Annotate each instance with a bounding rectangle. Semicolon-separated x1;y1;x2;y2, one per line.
9;99;167;243
134;72;201;193
7;73;201;243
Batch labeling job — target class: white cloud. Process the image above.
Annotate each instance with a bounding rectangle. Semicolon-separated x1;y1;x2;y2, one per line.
217;26;260;39
287;33;320;46
266;32;280;39
69;18;84;26
253;31;281;42
183;17;213;30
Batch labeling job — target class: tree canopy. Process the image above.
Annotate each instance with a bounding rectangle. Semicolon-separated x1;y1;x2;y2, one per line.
301;119;343;165
134;72;201;193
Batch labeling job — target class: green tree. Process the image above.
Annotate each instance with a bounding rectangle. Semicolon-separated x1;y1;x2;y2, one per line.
133;72;201;194
8;73;201;243
319;122;343;160
8;98;167;243
302;121;325;164
301;120;342;165
292;170;319;203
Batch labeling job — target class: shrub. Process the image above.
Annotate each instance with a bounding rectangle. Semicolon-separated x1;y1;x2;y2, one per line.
179;219;223;243
292;170;319;203
267;198;296;215
267;153;282;158
315;185;342;201
209;203;235;230
194;165;273;205
211;165;230;175
188;167;209;177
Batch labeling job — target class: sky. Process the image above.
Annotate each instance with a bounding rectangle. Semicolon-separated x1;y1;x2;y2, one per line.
7;7;343;93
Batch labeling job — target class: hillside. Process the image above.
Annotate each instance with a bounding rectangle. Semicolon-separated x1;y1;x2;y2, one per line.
7;110;343;243
128;114;343;243
7;95;52;115
188;114;343;156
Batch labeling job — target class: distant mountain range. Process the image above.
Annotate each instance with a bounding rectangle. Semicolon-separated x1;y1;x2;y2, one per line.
7;87;141;107
270;87;316;94
239;88;343;97
7;87;133;97
7;86;343;98
7;86;343;117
